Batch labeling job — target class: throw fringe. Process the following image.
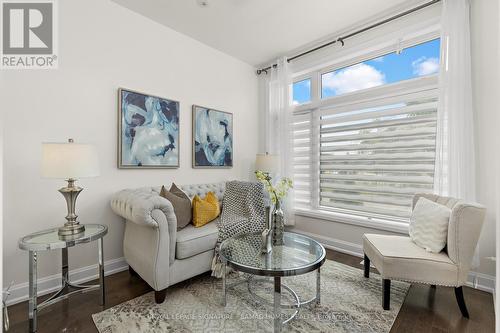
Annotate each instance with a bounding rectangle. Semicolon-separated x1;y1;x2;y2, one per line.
211;254;224;278
211;246;225;278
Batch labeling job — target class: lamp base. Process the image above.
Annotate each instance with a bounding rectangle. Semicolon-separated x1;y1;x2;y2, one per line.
58;223;85;237
58;178;85;238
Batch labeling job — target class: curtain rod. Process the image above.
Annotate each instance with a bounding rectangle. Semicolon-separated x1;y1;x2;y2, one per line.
256;0;441;75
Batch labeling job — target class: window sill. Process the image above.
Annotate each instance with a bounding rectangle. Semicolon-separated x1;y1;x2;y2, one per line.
295;208;409;234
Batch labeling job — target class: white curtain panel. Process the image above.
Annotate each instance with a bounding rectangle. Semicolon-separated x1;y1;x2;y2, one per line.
496;143;500;323
497;147;500;323
264;57;295;226
434;0;479;268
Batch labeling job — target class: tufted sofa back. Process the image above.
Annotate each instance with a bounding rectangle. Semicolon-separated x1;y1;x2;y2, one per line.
147;182;226;203
179;182;226;203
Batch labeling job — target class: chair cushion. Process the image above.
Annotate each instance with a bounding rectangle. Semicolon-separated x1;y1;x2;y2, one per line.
409;197;451;253
363;234;459;286
176;220;219;259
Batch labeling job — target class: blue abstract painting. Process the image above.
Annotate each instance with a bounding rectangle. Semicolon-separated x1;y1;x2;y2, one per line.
119;89;179;168
192;105;233;168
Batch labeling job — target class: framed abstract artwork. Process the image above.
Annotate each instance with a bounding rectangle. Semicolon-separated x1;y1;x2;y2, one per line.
192;105;233;168
118;88;180;168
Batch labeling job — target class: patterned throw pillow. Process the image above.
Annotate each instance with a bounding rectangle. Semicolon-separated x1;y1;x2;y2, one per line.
409;197;451;253
192;192;220;227
160;183;192;230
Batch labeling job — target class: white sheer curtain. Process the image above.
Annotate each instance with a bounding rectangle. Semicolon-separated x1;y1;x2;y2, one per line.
434;0;479;267
264;57;295;226
497;146;500;323
496;141;500;323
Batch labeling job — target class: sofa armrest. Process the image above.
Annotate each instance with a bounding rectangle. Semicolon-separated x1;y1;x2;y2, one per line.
110;188;177;228
111;188;178;266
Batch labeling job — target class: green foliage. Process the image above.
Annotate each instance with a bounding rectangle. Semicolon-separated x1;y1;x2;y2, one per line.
255;170;293;204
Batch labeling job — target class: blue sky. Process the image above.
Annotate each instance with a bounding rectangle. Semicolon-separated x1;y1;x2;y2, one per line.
293;38;440;104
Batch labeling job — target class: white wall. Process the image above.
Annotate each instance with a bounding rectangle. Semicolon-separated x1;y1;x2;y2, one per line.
288;0;499;288
1;0;258;289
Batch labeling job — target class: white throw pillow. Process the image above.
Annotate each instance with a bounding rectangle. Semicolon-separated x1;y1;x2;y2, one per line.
409;197;451;253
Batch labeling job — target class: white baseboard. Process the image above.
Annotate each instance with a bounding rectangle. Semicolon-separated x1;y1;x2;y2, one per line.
295;230;496;294
4;257;128;306
297;230;364;258
466;272;496;294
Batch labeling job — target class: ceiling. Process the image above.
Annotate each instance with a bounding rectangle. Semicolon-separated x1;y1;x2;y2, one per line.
112;0;414;67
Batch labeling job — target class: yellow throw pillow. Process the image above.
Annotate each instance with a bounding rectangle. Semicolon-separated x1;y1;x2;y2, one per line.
192;192;220;227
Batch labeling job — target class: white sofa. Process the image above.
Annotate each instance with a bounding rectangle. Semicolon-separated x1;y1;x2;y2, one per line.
110;182;225;303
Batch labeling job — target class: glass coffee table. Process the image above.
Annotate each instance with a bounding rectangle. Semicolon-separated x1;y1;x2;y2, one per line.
219;232;326;332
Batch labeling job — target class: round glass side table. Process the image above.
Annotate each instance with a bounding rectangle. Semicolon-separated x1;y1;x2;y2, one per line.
18;224;108;333
220;232;326;333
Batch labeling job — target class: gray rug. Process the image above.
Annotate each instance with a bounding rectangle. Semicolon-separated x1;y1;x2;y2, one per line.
92;260;409;333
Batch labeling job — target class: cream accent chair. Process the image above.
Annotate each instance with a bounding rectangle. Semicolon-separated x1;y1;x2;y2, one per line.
363;193;486;318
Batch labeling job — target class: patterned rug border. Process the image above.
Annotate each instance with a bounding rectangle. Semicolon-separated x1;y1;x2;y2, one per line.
92;260;410;333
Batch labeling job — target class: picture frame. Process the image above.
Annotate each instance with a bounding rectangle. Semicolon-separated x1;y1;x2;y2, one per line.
192;105;233;168
118;88;180;168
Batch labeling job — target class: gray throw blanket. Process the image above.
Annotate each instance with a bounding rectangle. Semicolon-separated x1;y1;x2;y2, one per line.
211;180;266;277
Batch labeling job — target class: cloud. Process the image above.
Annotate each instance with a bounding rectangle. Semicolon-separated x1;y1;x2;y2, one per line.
292;100;299;105
412;57;439;76
322;63;385;95
294;79;311;88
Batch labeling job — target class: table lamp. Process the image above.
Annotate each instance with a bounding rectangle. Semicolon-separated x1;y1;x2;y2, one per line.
255;152;280;175
41;139;99;237
255;152;280;197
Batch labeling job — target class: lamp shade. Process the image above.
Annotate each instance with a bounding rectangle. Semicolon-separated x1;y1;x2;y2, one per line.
255;153;280;174
41;141;100;179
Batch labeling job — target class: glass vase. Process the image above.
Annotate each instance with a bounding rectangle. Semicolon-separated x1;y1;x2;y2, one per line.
271;200;285;246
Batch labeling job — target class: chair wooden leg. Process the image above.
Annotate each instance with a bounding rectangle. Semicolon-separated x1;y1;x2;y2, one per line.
155;289;167;304
382;279;391;310
454;287;470;318
364;254;370;278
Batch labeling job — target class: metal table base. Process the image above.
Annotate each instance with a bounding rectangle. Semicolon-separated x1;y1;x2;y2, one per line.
222;266;321;333
28;239;105;332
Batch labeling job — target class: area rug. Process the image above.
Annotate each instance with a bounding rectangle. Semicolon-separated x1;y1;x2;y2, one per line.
92;260;409;333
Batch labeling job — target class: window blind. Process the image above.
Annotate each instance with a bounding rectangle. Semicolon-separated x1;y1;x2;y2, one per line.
293;84;438;221
292;112;314;209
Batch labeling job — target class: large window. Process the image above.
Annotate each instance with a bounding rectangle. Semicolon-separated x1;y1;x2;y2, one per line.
292;38;440;222
293;78;312;105
321;39;440;99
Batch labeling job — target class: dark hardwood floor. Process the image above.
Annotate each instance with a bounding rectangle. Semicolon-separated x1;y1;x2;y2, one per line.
6;249;495;332
330;251;495;332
